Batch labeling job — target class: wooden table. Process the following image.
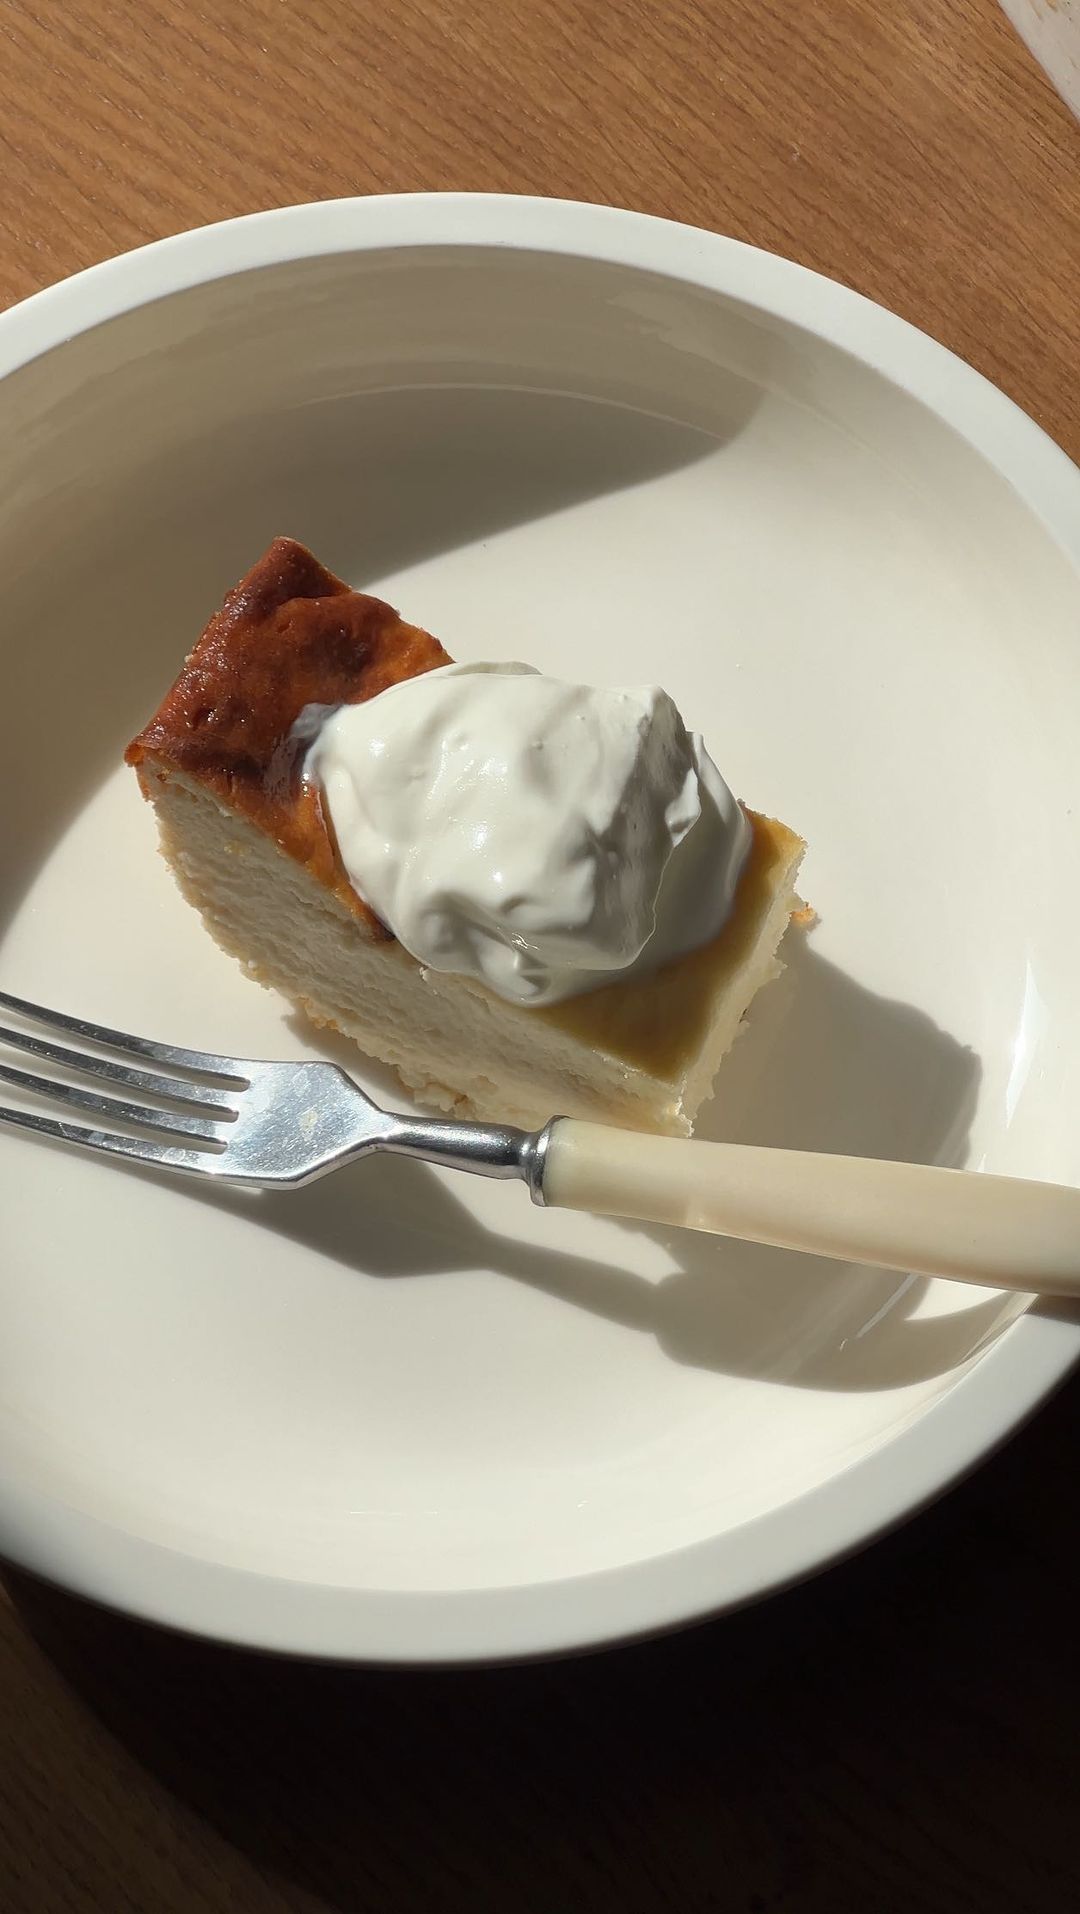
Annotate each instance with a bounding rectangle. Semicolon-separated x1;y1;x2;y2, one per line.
2;4;1079;1909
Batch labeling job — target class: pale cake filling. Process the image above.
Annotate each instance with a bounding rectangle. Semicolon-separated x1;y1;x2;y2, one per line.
137;761;805;1136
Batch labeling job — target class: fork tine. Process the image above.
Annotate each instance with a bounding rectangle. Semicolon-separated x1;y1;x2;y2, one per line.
0;1023;238;1112
0;989;249;1085
0;1061;228;1143
0;1102;215;1173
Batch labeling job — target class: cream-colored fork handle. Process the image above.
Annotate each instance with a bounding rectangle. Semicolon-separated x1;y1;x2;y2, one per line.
540;1121;1080;1295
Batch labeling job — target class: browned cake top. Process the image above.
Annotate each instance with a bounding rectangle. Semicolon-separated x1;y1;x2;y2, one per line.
126;537;451;922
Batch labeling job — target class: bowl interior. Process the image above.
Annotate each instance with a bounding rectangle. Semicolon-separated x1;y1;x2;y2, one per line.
1;242;1079;1603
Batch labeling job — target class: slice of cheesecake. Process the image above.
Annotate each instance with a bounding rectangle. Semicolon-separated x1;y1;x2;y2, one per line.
126;539;805;1137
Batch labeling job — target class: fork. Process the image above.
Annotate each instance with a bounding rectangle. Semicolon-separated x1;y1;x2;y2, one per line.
3;987;1080;1296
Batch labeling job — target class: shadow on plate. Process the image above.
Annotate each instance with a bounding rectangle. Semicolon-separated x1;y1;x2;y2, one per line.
294;937;997;1392
0;349;1001;1394
88;935;999;1394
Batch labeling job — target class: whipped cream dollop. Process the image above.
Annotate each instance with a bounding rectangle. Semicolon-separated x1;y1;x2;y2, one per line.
300;662;751;1007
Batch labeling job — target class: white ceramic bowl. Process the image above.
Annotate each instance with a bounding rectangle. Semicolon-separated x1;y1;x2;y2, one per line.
1;196;1079;1664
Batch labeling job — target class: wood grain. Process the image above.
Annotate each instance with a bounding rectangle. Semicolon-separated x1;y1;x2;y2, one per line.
2;0;1079;459
2;2;1080;1910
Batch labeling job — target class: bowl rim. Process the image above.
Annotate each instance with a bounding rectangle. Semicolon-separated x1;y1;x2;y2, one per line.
1;192;1078;1665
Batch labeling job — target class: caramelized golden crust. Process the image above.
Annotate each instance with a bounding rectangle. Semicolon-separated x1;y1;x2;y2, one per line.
125;537;451;922
538;810;800;1077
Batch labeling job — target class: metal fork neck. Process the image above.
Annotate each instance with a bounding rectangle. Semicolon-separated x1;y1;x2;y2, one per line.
382;1112;556;1204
